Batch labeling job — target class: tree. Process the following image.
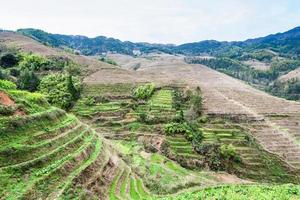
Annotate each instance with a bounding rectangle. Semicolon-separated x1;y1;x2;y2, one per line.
38;73;81;109
19;54;49;71
0;53;19;68
17;69;40;92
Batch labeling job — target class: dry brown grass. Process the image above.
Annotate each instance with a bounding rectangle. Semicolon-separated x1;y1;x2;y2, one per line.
242;60;271;71
278;67;300;82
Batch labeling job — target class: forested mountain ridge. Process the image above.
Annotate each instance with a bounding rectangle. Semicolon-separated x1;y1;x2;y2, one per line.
16;28;174;56
16;26;300;57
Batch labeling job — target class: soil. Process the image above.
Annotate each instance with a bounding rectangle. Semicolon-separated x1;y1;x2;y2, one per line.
0;91;26;116
215;173;252;184
0;91;16;106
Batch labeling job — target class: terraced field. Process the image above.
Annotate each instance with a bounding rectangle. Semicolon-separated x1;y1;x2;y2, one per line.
201;121;299;182
1;33;300;199
71;83;299;191
0;85;124;199
89;53;300;171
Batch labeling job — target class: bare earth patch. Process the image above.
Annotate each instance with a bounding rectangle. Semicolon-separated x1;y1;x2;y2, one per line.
243;60;271;71
278;67;300;82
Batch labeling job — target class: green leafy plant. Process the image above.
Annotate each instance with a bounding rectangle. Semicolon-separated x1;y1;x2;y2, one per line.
164;122;187;135
133;83;155;100
17;68;40;92
0;80;17;90
19;54;49;71
38;73;81;109
220;144;239;160
138;112;148;123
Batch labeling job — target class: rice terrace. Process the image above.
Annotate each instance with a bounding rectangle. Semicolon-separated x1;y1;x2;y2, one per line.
1;0;300;199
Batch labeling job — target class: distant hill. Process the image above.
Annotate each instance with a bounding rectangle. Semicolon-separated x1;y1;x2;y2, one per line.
17;28;174;56
17;26;300;57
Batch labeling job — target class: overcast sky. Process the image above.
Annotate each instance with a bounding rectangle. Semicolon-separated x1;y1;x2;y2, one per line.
1;0;300;44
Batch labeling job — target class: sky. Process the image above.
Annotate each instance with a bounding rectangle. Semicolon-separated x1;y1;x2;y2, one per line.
1;0;300;44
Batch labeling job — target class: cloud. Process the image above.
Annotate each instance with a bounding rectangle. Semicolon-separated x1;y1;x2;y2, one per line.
0;0;300;44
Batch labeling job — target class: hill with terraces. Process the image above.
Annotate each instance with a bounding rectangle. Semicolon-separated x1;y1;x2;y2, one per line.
1;31;300;199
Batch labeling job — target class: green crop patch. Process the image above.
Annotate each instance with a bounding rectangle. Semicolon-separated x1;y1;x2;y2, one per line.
154;184;300;200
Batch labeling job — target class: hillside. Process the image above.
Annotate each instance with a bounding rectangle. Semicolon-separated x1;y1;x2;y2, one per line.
0;32;116;77
16;27;300;58
14;28;300;101
1;30;300;200
97;53;300;169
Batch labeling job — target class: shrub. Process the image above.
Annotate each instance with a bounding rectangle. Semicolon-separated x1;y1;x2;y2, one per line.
17;68;40;92
83;96;95;106
0;105;16;116
138;112;148;123
0;69;10;80
172;89;184;110
164;122;187;135
173;110;184;123
220;144;238;160
0;53;20;68
19;54;49;71
133;83;155;100
38;73;81;109
164;122;203;144
189;87;203;115
0;80;17;90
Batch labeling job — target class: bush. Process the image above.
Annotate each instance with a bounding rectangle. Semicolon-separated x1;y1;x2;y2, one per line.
172;89;184;110
164;122;203;144
173;110;184;123
0;69;10;80
0;105;16;116
19;54;49;71
138;112;148;123
220;144;239;161
0;80;17;90
0;53;19;68
83;96;95;106
38;73;81;109
164;122;187;135
17;69;40;92
133;83;155;100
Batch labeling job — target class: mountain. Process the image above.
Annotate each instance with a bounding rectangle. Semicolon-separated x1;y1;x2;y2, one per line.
17;28;174;56
16;26;300;57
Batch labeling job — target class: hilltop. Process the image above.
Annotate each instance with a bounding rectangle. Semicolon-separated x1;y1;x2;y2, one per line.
16;26;300;57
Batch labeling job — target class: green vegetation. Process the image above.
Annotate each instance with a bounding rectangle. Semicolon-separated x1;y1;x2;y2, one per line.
268;78;300;100
0;47;83;108
0;83;105;199
1;79;299;199
133;83;156;100
0;79;17;90
155;184;300;200
38;73;81;109
2;27;300;199
99;57;118;66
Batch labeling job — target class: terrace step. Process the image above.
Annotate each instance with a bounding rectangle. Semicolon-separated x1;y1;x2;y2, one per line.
19;132;97;199
46;136;103;200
